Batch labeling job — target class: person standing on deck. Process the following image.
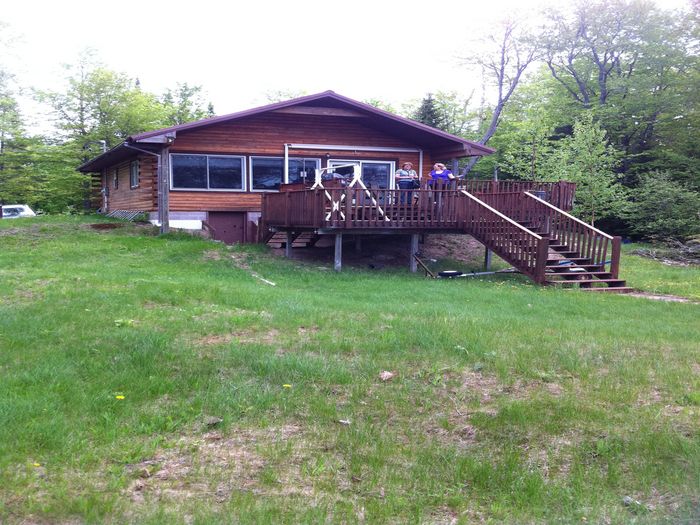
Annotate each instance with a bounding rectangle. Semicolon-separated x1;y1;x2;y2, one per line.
395;162;418;204
428;163;455;185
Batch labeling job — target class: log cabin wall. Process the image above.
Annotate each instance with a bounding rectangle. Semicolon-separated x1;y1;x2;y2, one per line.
103;155;157;212
168;113;437;213
96;113;442;218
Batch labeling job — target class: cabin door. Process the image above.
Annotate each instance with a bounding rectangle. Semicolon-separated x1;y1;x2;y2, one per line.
208;212;246;244
328;160;395;189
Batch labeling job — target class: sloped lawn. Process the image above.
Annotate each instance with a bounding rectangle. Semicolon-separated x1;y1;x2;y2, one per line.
1;216;698;524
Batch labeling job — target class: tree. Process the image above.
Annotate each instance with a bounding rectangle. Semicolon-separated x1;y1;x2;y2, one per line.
541;0;699;179
552;113;625;225
161;82;214;125
461;19;539;174
412;93;443;129
0;27;32;207
624;172;700;242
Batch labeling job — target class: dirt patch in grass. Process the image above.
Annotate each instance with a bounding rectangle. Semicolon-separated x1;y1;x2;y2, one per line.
627;291;695;303
272;233;487;270
89;223;124;230
194;328;281;347
202;250;223;261
125;425;305;504
419;370;565;449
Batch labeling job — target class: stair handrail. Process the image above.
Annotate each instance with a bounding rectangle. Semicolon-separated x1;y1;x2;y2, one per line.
461;190;542;240
524;192;613;240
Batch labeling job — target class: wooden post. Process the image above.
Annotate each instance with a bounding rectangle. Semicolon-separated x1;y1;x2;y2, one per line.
483;164;498;267
484;246;492;271
334;233;343;272
355;235;362;253
610;236;621;279
410;234;419;273
534;237;549;284
160;146;170;234
285;231;293;258
285;191;291;227
344;189;352;229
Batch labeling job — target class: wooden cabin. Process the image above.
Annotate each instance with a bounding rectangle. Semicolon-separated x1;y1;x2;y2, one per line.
79;91;628;292
79;90;493;243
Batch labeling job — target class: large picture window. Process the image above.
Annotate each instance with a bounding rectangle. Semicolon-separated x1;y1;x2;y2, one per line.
171;154;245;191
250;157;321;191
250;157;284;191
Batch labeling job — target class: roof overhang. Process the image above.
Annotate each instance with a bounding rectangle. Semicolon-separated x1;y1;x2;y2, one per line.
77;141;162;173
79;91;494;172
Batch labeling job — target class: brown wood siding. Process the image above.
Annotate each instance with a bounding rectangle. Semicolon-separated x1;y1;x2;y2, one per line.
167;113;440;212
105;155;156;212
169;192;262;212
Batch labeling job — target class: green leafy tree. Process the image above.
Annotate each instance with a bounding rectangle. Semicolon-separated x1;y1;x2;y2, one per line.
0;32;32;207
38;51;167;156
161;82;214;125
624;172;700;241
553;113;625;225
541;0;700;180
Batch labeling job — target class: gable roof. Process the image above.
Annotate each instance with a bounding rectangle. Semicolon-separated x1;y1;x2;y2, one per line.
79;90;494;172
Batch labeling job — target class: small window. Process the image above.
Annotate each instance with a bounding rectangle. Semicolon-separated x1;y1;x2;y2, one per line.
113;168;118;190
130;160;139;189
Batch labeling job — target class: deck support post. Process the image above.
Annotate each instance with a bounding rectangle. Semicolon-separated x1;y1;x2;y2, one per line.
285;231;293;258
410;234;419;273
484;248;492;271
355;235;362;253
334;233;343;272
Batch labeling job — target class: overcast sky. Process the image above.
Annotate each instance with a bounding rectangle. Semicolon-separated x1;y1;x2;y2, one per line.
1;0;691;128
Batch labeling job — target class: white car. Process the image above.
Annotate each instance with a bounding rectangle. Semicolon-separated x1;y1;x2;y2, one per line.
1;204;37;219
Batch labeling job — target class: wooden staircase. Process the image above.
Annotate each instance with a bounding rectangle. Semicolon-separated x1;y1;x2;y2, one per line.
266;231;319;249
464;190;630;293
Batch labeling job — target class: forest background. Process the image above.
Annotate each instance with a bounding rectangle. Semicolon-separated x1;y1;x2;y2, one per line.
0;0;698;242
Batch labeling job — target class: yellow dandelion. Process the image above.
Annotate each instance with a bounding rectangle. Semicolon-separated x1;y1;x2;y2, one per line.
33;462;41;467
115;395;125;400
282;384;292;389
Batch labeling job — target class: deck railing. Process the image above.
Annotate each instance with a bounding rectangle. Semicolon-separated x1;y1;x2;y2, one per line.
521;192;620;276
461;191;549;283
457;180;576;211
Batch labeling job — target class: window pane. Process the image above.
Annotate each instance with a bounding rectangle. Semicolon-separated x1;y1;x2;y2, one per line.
172;155;207;188
209;156;243;189
288;159;318;185
362;162;391;189
252;157;283;190
130;161;139;188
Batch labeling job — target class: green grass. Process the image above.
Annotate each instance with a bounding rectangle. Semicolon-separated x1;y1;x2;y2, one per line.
1;216;698;524
622;243;700;300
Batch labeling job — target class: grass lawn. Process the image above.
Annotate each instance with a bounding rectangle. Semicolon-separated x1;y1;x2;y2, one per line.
1;216;698;524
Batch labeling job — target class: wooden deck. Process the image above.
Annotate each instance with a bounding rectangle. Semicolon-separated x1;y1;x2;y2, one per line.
260;180;626;291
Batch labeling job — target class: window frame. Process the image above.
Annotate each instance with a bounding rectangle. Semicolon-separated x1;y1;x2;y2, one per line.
169;153;247;192
249;156;321;192
129;160;139;189
328;159;396;189
113;168;119;190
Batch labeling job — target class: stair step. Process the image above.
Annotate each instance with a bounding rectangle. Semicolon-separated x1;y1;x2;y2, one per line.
546;277;626;284
579;287;634;294
546;264;603;270
547;257;591;264
546;271;612;279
